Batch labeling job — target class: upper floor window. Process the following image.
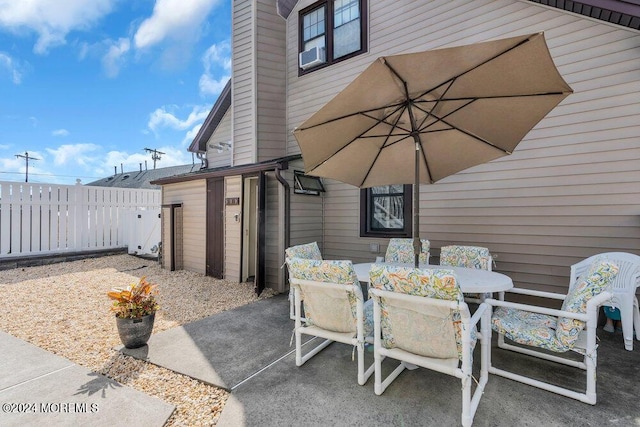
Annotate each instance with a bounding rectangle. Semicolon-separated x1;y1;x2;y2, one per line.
360;185;413;238
299;0;367;74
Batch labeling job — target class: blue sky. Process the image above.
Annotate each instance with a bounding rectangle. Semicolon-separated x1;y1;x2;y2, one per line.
0;0;231;184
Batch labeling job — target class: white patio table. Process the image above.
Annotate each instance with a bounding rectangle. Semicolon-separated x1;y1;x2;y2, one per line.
353;262;513;295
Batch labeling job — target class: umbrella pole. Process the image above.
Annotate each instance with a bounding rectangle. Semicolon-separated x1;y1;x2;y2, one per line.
413;136;420;268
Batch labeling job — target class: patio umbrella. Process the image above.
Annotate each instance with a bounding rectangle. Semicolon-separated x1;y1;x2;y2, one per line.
293;32;573;267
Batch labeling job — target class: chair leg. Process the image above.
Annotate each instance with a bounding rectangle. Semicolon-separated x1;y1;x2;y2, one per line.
634;297;640;341
357;343;375;385
289;289;295;320
618;298;635;351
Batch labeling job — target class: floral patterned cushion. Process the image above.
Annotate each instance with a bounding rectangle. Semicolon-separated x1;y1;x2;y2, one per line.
285;242;322;261
369;264;476;361
384;238;430;264
556;259;619;348
491;259;619;353
286;258;372;336
440;245;491;270
491;307;568;352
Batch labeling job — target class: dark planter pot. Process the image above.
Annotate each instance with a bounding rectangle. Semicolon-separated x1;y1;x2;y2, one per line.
116;312;155;349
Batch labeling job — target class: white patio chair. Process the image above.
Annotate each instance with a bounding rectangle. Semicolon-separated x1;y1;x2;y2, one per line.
570;252;640;351
440;245;493;303
285;242;322;320
384;238;430;264
486;258;619;404
286;258;374;385
369;264;490;427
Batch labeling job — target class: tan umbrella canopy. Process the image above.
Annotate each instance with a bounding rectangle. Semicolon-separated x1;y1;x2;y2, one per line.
293;32;573;267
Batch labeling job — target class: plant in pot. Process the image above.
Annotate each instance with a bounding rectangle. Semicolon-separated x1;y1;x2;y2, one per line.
107;277;159;349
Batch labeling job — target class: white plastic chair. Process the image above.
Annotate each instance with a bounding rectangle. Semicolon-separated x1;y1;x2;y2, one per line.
369;264;490;427
285;242;322;320
286;258;374;385
570;252;640;351
440;245;493;303
384;238;430;264
486;258;619;404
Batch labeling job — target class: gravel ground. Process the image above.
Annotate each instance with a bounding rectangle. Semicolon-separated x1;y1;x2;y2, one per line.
0;254;276;426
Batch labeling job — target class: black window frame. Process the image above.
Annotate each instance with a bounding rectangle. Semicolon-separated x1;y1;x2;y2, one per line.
294;170;325;196
360;185;413;238
298;0;368;76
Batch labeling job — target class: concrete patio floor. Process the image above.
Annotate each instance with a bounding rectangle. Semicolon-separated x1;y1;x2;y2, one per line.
121;295;640;426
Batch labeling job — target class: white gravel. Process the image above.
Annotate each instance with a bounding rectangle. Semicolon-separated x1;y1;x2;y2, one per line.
0;254;276;426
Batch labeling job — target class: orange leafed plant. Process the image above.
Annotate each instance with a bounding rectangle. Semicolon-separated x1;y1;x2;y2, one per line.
107;276;159;319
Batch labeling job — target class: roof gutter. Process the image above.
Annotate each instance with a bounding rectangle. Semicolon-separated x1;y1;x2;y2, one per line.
150;155;301;186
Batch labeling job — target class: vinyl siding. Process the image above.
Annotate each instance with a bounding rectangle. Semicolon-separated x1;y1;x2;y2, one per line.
206;110;232;169
256;0;287;162
162;180;206;274
287;159;324;250
285;0;640;294
232;0;256;165
233;0;287;166
225;176;243;282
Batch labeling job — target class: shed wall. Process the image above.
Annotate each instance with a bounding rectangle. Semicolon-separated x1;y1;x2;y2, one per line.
162;180;206;274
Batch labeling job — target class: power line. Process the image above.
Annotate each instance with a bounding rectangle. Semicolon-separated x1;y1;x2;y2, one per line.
144;148;165;169
15;152;39;182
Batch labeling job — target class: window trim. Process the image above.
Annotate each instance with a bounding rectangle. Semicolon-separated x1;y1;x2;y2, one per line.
298;0;368;76
359;185;413;238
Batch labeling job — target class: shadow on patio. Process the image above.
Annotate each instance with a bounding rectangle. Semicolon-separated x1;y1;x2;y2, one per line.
122;294;640;426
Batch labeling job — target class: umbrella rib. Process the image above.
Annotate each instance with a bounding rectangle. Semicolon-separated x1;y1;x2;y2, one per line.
381;58;436;184
296;102;405;131
305;103;407;174
412;35;535;102
358;104;412;187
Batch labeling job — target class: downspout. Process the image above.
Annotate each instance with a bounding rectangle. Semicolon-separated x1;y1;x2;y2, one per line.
274;164;290;251
196;152;208;169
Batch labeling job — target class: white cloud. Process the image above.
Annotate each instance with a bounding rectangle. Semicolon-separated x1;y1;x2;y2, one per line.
46;143;100;166
101;37;131;78
199;73;229;97
182;123;202;147
0;52;23;84
147;105;210;134
0;0;117;54
52;129;70;137
199;41;230;97
102;146;190;173
134;0;220;50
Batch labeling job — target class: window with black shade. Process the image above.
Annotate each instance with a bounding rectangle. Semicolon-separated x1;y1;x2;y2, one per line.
360;185;412;237
294;171;325;196
299;0;367;74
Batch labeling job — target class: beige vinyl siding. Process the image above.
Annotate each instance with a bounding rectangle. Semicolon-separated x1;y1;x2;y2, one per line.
162;180;206;274
232;0;256;165
287;159;324;250
206;110;232;169
256;0;287;163
225;176;243;282
286;0;640;294
232;0;287;166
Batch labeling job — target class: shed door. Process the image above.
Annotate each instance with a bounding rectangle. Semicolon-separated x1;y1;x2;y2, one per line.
206;178;224;279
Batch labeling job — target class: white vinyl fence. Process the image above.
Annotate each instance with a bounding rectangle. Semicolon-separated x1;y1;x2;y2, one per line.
0;180;161;258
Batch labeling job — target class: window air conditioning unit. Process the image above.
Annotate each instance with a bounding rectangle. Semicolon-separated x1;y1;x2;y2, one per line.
299;46;326;70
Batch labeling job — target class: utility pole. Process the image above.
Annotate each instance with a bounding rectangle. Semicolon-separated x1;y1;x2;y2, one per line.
144;148;165;169
15;151;39;182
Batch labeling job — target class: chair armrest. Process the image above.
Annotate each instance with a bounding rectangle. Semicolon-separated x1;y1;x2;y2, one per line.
484;298;589;322
504;287;567;301
469;302;489;328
